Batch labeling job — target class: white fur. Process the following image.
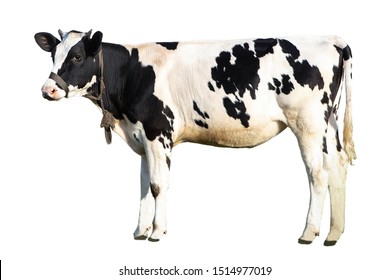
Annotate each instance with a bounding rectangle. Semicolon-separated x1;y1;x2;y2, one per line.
68;75;97;98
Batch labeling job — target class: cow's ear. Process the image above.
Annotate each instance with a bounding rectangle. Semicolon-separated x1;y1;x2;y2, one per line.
88;31;103;55
35;32;60;52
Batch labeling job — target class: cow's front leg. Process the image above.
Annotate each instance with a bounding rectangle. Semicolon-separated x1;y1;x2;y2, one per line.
146;143;171;242
148;181;168;242
134;155;155;240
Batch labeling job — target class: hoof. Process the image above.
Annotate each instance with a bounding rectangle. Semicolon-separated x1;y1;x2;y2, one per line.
324;240;337;246
148;229;166;242
148;237;160;242
298;238;312;245
134;235;148;241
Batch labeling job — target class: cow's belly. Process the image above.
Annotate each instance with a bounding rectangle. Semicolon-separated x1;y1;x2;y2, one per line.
180;120;287;148
173;84;288;148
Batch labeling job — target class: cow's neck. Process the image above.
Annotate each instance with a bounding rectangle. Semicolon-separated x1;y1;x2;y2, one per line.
96;43;131;117
83;42;131;143
85;42;156;143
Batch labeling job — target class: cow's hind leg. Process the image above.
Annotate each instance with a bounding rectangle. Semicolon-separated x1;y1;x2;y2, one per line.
295;133;329;245
323;121;348;246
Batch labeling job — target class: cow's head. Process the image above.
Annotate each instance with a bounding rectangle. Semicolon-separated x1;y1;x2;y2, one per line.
35;30;103;100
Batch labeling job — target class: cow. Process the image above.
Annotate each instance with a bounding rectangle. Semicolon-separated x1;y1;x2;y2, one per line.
34;29;356;246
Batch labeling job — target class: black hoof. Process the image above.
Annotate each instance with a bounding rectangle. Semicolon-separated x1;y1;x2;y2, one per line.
298;238;312;245
324;240;337;246
134;235;148;240
148;237;160;242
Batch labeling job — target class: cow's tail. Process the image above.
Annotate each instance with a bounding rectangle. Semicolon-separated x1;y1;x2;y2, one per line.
341;44;356;164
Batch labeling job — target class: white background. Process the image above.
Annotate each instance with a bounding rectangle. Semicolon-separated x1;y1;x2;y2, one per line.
1;0;389;279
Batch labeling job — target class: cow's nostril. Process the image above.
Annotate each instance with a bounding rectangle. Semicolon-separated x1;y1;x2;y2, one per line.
51;88;57;94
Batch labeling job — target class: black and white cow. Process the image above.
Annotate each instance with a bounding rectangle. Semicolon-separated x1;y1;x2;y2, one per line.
35;30;356;246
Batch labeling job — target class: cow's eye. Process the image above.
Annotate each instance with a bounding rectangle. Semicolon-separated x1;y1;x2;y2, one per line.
73;54;82;62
